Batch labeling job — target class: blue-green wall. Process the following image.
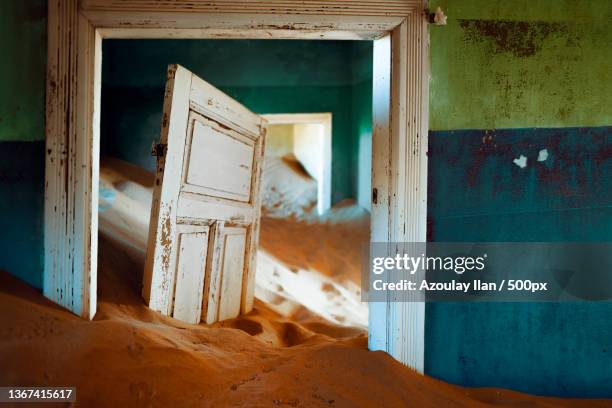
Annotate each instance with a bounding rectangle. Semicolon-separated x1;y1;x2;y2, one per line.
426;127;611;397
425;0;612;398
101;39;372;204
0;0;46;288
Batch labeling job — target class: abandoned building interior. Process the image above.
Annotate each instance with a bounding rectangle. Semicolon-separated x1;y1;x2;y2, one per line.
98;39;373;328
0;0;610;406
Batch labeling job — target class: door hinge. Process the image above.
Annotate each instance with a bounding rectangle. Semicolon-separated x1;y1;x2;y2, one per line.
151;142;167;157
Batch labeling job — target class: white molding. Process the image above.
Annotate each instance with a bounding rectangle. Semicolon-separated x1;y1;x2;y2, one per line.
45;0;101;319
79;1;420;16
45;0;430;372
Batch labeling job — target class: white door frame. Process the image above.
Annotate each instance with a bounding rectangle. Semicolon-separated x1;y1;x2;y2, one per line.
45;0;429;373
262;113;332;215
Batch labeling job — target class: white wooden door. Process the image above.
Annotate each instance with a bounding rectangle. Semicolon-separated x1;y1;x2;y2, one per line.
143;65;266;324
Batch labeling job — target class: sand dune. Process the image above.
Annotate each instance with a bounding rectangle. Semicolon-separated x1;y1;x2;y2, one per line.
1;157;607;406
98;156;368;327
0;246;607;406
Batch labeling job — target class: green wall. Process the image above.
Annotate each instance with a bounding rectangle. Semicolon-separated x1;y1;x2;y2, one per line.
101;40;372;204
0;0;46;288
425;0;612;397
429;0;611;130
0;0;47;141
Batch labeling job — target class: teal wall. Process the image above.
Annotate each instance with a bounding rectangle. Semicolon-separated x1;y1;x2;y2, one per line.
101;40;372;204
426;0;612;397
0;0;46;288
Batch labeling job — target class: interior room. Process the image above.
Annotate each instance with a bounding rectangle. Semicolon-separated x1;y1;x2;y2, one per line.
97;38;372;329
0;1;610;406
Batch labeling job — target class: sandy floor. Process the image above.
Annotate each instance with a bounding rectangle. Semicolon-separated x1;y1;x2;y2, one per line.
1;247;608;407
256;204;369;328
1;157;608;406
98;156;369;328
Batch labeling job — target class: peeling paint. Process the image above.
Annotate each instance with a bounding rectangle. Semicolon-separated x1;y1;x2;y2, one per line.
459;19;568;58
513;154;528;168
429;0;612;130
427;125;612;397
159;206;173;276
537;148;549;162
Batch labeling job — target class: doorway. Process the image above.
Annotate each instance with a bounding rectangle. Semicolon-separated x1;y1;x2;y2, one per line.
262;113;332;216
44;1;429;372
98;39;372;329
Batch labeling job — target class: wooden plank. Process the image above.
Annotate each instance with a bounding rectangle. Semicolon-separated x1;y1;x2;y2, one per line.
76;14;103;320
217;227;248;321
202;222;224;324
177;193;255;223
97;27;387;41
83;10;405;41
241;119;266;313
184;121;254;202
372;13;428;374
45;0;75;316
369;33;392;352
80;1;419;17
189;75;262;137
143;65;193;315
172;228;210;323
44;0;101;320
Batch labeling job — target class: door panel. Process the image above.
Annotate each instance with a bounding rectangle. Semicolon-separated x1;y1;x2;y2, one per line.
143;64;266;324
182;114;255;202
172;227;209;323
217;227;248;321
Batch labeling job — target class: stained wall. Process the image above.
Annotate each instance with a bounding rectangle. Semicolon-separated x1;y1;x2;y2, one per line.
0;0;47;288
426;0;612;397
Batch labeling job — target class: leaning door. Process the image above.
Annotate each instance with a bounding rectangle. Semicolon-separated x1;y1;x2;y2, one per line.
143;64;266;324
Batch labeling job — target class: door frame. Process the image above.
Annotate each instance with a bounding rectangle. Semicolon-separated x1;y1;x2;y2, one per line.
45;0;429;373
262;113;332;215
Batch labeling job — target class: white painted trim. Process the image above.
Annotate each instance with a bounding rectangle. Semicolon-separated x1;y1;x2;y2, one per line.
44;0;430;373
44;0;102;319
262;113;332;215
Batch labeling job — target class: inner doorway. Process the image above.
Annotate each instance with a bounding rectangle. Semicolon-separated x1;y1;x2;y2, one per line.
262;113;332;216
98;39;373;329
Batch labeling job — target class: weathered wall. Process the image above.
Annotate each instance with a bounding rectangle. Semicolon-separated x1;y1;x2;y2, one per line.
429;0;611;130
0;1;47;142
0;0;46;288
426;0;612;397
101;39;372;204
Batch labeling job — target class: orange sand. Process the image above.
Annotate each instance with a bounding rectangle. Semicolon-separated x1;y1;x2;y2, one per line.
2;157;607;406
98;157;370;328
0;235;609;407
257;205;369;328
